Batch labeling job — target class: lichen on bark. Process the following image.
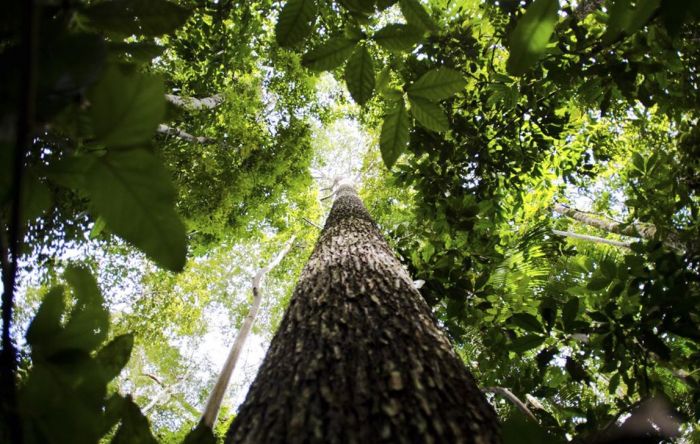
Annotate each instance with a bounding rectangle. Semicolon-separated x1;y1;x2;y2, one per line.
226;184;500;443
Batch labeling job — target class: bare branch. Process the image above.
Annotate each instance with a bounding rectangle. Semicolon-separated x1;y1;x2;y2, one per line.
165;94;224;110
552;229;632;249
553;204;684;252
483;387;538;423
157;124;213;144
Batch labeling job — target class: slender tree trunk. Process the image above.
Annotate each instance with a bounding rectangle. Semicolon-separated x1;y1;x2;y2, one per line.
201;235;296;428
226;184;500;443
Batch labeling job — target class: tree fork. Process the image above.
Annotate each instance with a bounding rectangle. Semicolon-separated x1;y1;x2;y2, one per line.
226;183;500;443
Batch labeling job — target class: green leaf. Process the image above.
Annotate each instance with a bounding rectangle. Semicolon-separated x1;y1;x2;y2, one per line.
112;396;158;444
97;334;134;382
108;41;165;64
565;356;588;382
408;96;449;132
603;0;661;43
509;313;545;333
641;331;671;361
88;64;165;149
182;423;217;444
407;68;466;101
399;0;438;32
89;216;108;240
85;149;187;271
275;0;318;48
509;334;546;352
600;259;617;279
344;45;375;105
503;410;565;444
46;155;96;190
380;99;410;169
82;0;192;37
302;37;358;72
373;24;424;52
26;287;66;349
60;265;109;353
587;274;611;291
339;0;375;14
562;297;579;330
505;0;559;76
21;170;51;224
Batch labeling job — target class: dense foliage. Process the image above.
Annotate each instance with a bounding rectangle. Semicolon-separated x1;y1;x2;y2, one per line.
1;0;699;442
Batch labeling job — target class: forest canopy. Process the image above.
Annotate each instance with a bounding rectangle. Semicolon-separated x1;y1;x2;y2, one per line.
1;0;699;442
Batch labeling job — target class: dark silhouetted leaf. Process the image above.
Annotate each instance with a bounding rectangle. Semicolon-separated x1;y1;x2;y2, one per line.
373;24;423;52
83;0;192;37
86;149;187;271
344;45;375;105
275;0;318;47
509;313;545;332
88;64;165;149
302;37;358;71
408;96;449;132
509;334;546;352
97;334;134;382
407;68;466;101
399;0;438;32
380;99;410;169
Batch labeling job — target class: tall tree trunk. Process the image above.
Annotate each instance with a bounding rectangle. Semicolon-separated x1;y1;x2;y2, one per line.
226;184;500;443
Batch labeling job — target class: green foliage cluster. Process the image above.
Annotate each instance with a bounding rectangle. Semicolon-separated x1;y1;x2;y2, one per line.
2;0;700;442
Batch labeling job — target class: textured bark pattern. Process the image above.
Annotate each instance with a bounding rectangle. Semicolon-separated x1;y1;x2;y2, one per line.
226;185;500;444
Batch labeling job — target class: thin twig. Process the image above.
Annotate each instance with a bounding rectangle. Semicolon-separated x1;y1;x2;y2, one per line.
302;217;322;230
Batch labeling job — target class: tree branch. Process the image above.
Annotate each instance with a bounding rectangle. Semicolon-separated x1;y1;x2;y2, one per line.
200;235;297;428
165;94;224;110
157;124;213;144
552;229;632;249
483;387;538;423
553;204;684;252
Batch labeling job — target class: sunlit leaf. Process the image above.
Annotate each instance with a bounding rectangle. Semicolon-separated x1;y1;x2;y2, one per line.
505;0;559;76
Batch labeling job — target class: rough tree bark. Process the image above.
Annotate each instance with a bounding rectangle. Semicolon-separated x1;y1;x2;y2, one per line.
226;183;500;443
